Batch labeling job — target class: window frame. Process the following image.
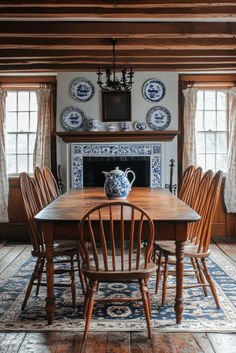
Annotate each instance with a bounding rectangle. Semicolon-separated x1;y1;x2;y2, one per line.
5;88;38;176
178;74;236;183
0;76;57;177
195;88;229;173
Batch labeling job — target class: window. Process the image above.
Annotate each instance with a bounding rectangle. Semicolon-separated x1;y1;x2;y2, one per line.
195;90;228;173
6;90;38;175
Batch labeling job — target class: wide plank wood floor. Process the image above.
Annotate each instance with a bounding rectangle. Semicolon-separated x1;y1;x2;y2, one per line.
0;238;235;353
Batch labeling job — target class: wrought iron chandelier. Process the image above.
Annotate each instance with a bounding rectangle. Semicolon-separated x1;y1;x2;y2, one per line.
97;38;134;91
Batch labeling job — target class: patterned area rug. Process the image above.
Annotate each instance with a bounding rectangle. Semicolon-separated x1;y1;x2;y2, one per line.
0;246;236;333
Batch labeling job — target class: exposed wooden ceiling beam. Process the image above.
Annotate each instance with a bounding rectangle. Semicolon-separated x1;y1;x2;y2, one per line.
1;5;236;19
0;37;235;50
1;1;236;8
1;57;236;66
0;22;235;39
1;63;235;72
1;49;235;59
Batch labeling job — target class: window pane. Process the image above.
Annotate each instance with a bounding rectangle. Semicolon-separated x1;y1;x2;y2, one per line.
195;110;203;130
197;91;203;110
216;154;227;173
196;132;205;153
216;132;227;153
7;155;16;174
30;112;38;131
6;134;16;153
17;134;28;153
6;112;17;132
18;112;29;132
206;133;215;153
217;91;227;110
6;91;17;112
28;154;33;174
217;111;227;131
205;91;216;110
18;92;29;111
29;133;36;151
17;155;28;173
30;91;37;110
197;154;205;171
206;154;215;170
205;111;216;131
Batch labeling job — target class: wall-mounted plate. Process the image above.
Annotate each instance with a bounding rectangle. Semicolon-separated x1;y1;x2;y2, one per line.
142;79;165;103
61;107;85;131
146;106;171;130
71;78;94;102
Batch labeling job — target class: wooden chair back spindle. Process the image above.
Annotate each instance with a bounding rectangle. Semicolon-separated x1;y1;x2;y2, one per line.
178;165;195;200
79;202;155;273
181;167;202;206
43;167;60;200
20;172;45;254
34;166;52;206
188;169;213;241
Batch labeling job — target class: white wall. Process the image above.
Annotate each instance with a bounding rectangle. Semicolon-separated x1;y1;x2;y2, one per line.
56;71;178;190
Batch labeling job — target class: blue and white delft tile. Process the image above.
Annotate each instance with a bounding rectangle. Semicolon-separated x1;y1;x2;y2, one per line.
151;156;161;188
72;156;83;188
153;144;161;154
71;143;162;188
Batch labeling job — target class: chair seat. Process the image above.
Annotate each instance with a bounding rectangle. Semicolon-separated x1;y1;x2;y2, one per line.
32;240;77;257
154;240;211;258
83;261;156;281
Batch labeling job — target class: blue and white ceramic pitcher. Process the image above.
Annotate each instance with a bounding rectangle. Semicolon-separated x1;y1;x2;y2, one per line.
102;167;136;199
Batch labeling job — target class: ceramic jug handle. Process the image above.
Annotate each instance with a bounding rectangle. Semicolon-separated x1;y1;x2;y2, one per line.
126;170;136;187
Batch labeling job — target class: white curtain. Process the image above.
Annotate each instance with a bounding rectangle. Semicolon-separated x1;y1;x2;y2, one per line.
0;88;8;222
224;87;236;213
33;85;52;169
182;87;197;171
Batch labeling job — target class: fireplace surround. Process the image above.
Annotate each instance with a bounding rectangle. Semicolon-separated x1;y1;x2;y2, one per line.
71;142;162;188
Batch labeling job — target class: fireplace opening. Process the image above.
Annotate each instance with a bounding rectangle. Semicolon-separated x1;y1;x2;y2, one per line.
83;156;150;187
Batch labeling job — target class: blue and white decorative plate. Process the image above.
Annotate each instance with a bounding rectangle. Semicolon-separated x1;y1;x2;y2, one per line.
134;122;146;131
146;106;171;130
61;107;85;131
71;78;94;102
142;79;166;103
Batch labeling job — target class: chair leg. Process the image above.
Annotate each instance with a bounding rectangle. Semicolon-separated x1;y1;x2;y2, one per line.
162;255;169;307
82;285;90;319
155;251;162;295
194;257;208;297
36;257;45;295
83;280;97;341
77;255;86;295
201;258;220;309
145;278;151;319
139;279;152;339
70;255;76;308
22;257;42;310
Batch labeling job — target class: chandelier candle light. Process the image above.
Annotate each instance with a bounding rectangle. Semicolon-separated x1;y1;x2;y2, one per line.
97;38;134;91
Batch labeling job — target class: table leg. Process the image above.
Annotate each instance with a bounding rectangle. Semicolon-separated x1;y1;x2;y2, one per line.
174;240;184;324
42;222;55;325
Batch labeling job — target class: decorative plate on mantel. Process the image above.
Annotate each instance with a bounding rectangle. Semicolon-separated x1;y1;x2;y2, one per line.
146;106;171;131
61;106;85;131
142;78;166;103
71;78;94;102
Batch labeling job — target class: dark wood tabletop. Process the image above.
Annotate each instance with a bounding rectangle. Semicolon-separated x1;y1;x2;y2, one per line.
35;187;200;223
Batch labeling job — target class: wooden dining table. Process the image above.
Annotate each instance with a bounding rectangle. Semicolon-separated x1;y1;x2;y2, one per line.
34;187;200;326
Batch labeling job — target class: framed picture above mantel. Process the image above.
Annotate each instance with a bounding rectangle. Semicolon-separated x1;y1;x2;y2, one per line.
102;91;131;122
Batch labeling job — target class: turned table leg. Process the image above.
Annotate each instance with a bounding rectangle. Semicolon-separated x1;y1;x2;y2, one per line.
42;222;55;325
174;240;185;324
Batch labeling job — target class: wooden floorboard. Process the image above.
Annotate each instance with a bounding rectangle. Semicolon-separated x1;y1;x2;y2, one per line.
0;241;235;352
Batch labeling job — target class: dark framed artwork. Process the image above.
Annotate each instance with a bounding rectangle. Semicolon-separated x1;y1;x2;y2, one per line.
102;91;131;122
